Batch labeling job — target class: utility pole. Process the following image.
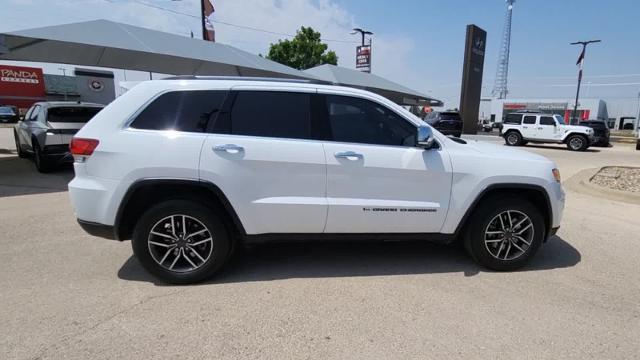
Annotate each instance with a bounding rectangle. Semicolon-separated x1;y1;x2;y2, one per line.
635;91;640;134
570;40;601;124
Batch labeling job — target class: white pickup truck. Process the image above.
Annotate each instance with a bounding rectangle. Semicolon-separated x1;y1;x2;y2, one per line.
500;112;595;151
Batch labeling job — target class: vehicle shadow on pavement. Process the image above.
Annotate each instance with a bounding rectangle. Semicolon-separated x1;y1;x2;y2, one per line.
523;144;601;153
0;157;73;198
117;235;580;286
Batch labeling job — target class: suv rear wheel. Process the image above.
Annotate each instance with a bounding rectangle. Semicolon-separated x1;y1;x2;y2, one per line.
132;199;231;284
14;132;27;158
504;131;523;146
465;196;544;271
32;140;51;173
566;134;588;151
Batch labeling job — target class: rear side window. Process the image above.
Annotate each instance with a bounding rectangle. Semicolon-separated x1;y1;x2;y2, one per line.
325;95;415;146
523;116;536;124
47;107;102;123
540;116;556;126
504;113;522;124
230;91;311;139
131;90;227;132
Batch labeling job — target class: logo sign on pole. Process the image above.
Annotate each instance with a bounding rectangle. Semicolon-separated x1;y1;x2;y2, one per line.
356;45;371;73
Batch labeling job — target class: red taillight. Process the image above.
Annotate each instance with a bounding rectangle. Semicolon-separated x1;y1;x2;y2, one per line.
70;138;99;156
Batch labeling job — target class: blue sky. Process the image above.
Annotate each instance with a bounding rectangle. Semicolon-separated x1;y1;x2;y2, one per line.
3;0;639;106
332;0;640;101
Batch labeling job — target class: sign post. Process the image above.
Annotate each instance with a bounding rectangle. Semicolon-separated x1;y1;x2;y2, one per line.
459;24;487;135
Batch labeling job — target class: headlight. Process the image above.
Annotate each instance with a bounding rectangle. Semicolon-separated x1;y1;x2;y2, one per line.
552;168;561;182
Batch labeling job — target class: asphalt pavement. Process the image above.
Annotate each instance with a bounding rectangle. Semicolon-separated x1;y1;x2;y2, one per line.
1;128;639;359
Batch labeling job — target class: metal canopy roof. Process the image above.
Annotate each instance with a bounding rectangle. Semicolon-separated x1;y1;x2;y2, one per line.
0;19;314;79
304;64;442;107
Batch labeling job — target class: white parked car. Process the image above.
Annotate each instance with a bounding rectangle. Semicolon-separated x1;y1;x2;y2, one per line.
68;77;565;284
500;112;595;151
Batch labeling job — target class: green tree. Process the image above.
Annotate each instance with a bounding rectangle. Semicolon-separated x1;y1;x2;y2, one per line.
266;26;338;70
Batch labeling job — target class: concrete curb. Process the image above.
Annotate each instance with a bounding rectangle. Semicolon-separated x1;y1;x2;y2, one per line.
564;167;640;205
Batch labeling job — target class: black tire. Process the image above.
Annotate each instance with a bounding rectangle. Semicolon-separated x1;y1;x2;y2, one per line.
132;199;231;284
32;140;51;173
464;196;545;271
636;140;640;151
14;132;27;158
504;131;522;146
566;134;588;151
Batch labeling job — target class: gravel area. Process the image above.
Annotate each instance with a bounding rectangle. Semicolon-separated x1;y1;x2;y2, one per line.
590;166;640;192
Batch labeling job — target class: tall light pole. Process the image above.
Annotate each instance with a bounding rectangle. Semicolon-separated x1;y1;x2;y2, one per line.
351;28;373;46
570;40;600;124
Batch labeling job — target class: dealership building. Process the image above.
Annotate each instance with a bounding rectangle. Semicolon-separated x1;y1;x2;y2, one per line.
0;64;115;115
482;97;639;130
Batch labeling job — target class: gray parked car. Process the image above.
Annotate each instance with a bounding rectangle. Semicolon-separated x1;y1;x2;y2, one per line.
14;102;104;172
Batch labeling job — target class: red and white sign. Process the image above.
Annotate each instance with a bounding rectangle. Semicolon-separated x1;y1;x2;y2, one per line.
0;65;46;110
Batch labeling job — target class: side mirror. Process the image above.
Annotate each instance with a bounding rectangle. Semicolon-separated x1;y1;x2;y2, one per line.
417;125;436;149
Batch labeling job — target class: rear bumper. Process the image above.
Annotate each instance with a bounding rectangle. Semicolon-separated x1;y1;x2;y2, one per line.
77;219;118;240
42;144;73;163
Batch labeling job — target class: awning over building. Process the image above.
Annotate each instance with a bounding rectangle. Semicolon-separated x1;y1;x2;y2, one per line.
304;64;442;107
0;19;314;79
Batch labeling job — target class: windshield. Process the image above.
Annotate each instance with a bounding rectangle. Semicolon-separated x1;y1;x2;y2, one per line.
47;106;102;123
553;115;565;124
0;107;15;115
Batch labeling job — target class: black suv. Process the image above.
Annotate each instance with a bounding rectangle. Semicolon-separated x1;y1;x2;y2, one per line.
424;111;463;137
579;120;610;146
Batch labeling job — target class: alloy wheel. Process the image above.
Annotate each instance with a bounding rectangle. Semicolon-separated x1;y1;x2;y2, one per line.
569;137;583;150
507;133;518;145
147;214;214;273
483;210;534;261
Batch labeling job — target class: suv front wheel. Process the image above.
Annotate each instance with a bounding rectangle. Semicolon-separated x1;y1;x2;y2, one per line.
465;196;544;271
566;134;588;151
132;199;231;284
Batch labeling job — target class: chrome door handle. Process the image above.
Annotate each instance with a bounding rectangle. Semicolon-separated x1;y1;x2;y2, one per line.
213;144;244;153
335;151;363;160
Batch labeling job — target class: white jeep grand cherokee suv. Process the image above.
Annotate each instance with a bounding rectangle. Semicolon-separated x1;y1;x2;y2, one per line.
68;77;565;284
500;112;595;151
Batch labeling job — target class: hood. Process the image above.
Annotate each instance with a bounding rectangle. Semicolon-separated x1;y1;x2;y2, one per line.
562;124;593;132
458;139;551;163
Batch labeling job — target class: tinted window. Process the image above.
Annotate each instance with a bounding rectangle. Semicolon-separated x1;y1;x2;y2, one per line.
440;112;461;120
326;95;415;146
523;116;536;124
540;116;556;126
580;121;606;129
131;91;227;132
504;113;522;124
48;107;102;123
230;91;310;139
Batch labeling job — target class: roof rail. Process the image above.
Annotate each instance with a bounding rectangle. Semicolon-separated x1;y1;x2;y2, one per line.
161;75;333;85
